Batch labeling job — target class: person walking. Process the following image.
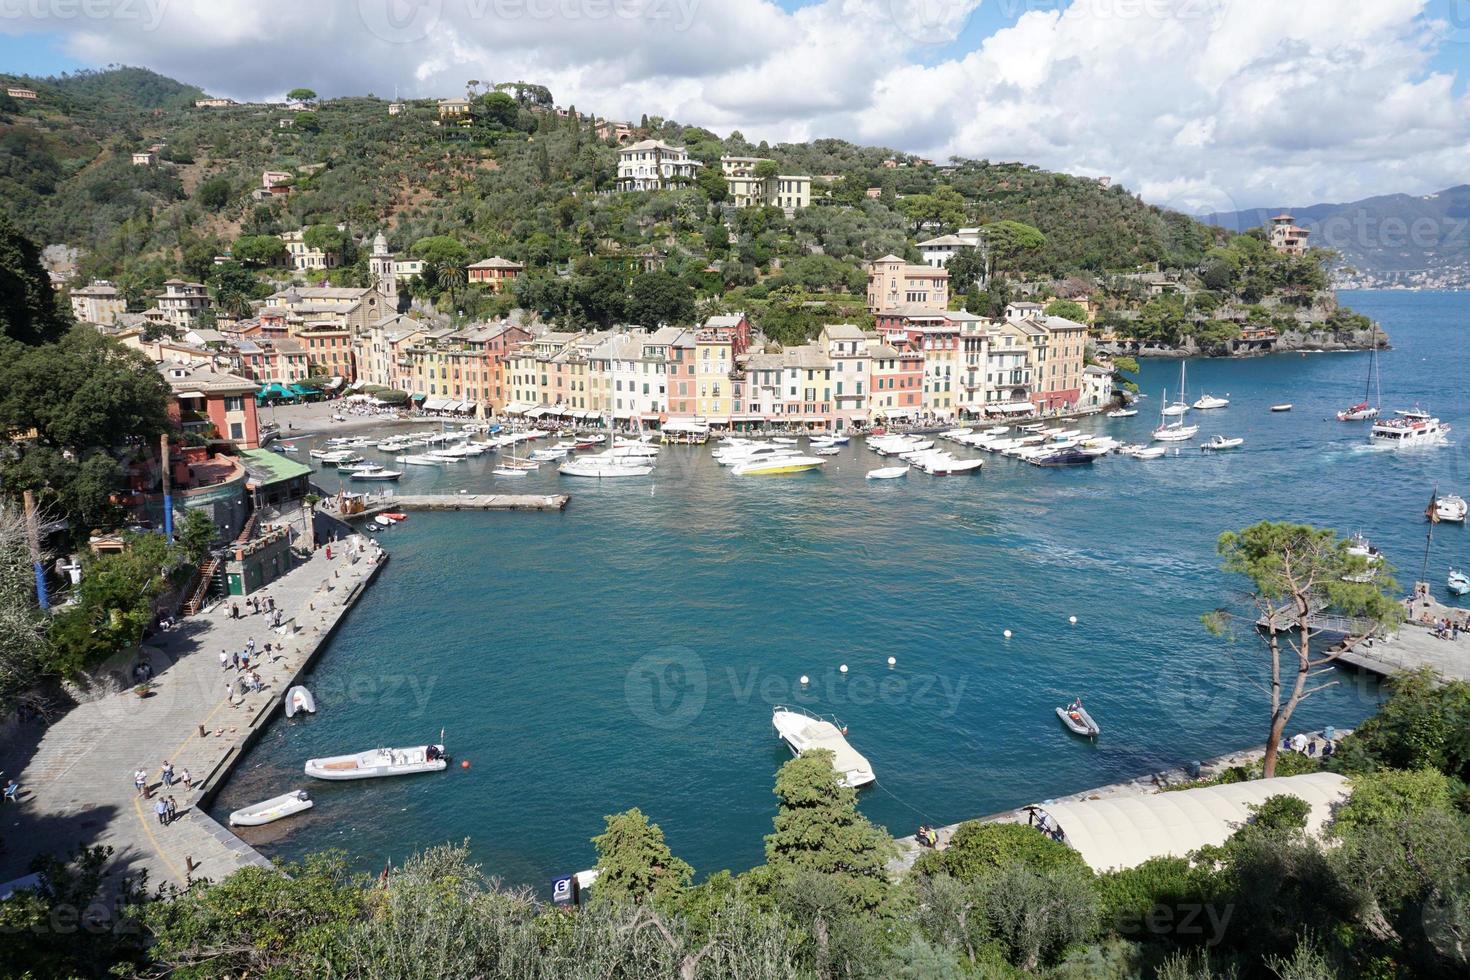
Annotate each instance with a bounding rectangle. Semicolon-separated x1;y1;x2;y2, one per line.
231;650;240;670
246;637;256;657
161;761;174;788
219;650;229;670
166;797;178;823
133;767;148;798
154;797;169;826
180;768;192;792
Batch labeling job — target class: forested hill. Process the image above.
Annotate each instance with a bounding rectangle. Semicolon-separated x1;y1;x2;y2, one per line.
1205;185;1470;288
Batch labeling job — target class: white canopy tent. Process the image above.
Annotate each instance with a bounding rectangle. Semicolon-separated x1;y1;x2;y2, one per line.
1040;772;1349;871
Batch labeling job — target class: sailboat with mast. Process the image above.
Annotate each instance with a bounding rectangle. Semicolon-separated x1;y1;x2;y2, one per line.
1161;362;1190;417
1337;326;1381;421
1152;386;1199;442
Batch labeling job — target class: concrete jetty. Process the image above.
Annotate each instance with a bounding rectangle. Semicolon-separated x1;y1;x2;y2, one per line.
0;535;385;891
337;493;569;521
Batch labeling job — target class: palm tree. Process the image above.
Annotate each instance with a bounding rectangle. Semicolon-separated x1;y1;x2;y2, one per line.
434;261;467;315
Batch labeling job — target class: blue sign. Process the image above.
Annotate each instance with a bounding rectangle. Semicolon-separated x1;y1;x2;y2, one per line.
551;875;574;905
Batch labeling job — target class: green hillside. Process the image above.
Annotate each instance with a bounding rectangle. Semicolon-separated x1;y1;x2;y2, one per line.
0;67;1343;342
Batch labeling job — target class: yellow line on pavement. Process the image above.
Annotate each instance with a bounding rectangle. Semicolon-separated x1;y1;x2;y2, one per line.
132;794;188;884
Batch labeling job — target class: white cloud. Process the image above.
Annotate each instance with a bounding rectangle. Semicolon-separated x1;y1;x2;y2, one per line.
7;0;1467;208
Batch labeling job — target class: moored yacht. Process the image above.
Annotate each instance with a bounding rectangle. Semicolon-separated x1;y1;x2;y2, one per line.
772;706;874;788
731;455;825;476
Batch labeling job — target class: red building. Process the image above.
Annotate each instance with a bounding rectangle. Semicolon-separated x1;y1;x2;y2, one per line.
466;257;524;292
158;361;261;449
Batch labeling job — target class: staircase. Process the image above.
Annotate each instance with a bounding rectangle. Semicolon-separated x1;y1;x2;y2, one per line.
183;556;221;616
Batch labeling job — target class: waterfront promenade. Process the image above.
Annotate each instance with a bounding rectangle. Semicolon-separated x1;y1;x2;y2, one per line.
0;537;384;891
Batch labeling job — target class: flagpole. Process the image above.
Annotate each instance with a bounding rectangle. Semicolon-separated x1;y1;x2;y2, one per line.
1422;483;1438;588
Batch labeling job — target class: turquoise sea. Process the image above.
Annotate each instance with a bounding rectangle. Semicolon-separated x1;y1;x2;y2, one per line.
214;290;1470;891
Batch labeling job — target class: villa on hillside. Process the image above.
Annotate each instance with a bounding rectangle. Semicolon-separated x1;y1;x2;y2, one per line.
617;140;702;191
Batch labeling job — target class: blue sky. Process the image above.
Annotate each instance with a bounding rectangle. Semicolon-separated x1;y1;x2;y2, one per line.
3;0;1468;208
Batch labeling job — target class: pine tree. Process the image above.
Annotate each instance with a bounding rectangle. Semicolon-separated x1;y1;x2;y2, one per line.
764;751;893;912
591;807;692;908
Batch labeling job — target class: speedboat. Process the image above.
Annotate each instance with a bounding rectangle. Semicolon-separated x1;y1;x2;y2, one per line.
284;685;316;718
911;452;983;476
1343;533;1383;583
813;447;841;456
1201;435;1244;451
1029;448;1095;467
713;444;798;467
351;469;402;481
277;443;299;453
1371;409;1449;447
1130;445;1168;460
731;455;825;476
1192;394;1230;410
1056;698;1100;738
1106;408;1138;418
1271;404;1294;412
772;706;874;788
304;743;448;781
1449;569;1470;596
866;465;910;480
1435;494;1468;523
229;790;313;827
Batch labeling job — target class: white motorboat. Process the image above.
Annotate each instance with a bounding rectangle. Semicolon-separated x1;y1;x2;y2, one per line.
530;447;568;462
401;454;447;466
1372;409;1449;448
423;452;467;463
1449;569;1470;596
1161;403;1190;417
731;455;825;476
284;685;316;718
770;437;799;446
983;426;1010;436
813;447;841;456
772;706;874;788
304;743;447;781
1271;404;1294;412
229;790;313;827
912;452;983;476
1192;394;1230;410
866;465;910;480
351;469;402;481
1201;435;1244;451
1130;445;1168;460
1343;532;1383;583
374;515;397;528
713;444;798;466
1106;408;1138;418
1434;494;1468;523
558;456;655;478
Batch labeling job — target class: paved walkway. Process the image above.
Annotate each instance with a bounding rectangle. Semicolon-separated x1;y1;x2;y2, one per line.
0;536;385;890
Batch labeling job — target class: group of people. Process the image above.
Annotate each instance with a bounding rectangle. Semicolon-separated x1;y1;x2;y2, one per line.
134;761;192;800
154;795;181;826
1282;728;1337;759
1431;617;1463;641
913;825;942;849
229;594;277;620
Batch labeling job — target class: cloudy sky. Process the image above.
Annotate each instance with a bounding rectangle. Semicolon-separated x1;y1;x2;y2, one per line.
4;0;1469;211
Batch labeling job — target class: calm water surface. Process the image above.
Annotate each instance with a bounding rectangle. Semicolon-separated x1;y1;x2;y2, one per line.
215;290;1470;890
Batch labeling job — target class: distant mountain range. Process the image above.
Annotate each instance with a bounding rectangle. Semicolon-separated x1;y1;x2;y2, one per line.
1205;185;1470;289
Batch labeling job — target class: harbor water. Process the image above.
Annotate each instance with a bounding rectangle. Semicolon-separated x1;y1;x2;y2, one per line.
214;290;1470;890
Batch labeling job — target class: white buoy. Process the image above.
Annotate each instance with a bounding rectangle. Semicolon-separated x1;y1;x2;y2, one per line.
1003;629;1013;639
1069;615;1078;625
839;664;848;674
887;656;896;667
799;675;809;686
